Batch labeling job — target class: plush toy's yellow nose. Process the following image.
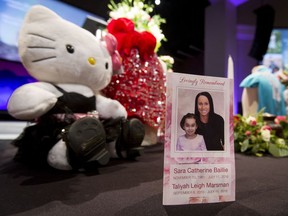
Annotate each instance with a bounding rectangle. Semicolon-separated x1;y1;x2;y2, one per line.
88;57;96;65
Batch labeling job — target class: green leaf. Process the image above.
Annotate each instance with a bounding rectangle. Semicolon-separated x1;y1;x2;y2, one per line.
240;139;249;152
268;144;288;157
255;152;263;157
251;143;260;154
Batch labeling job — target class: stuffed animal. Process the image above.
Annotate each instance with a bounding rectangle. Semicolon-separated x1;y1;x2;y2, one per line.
240;65;286;117
7;5;145;171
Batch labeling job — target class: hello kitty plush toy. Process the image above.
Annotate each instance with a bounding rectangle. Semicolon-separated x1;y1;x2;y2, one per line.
7;5;145;171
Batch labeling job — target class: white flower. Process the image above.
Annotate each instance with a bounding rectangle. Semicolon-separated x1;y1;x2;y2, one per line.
245;116;257;125
148;22;165;43
159;55;174;64
261;129;271;142
276;138;286;146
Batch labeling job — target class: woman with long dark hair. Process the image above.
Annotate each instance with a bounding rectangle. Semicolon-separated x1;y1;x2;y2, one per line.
194;92;224;150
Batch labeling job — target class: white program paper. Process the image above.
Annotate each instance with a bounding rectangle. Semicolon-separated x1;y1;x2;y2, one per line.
163;72;235;205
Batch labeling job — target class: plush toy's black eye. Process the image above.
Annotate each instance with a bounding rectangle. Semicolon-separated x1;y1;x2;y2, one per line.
66;44;74;53
105;62;109;69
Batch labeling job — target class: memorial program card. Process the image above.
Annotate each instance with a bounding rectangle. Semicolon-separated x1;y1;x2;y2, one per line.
163;72;235;205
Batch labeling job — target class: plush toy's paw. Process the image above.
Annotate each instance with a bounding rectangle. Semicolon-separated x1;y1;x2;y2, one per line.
97;95;128;119
110;100;127;118
8;83;58;120
102;99;127;119
64;117;110;167
116;118;145;159
47;140;72;170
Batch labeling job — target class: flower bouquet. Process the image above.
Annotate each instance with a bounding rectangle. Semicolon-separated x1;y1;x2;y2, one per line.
102;1;169;144
234;110;288;157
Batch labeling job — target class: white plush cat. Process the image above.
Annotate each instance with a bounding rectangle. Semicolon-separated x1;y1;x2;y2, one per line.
8;5;144;171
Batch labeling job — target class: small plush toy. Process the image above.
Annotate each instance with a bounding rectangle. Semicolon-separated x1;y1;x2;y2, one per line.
7;5;145;171
240;65;286;117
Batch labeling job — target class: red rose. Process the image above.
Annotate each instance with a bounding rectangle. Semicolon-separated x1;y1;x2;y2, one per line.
123;31;141;55
137;31;156;60
234;116;240;122
245;131;251;136
107;18;135;35
107;18;156;61
261;125;272;131
275;115;287;124
250;119;257;126
111;32;127;54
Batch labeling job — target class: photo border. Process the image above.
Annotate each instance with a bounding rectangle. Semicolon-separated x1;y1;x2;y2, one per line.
170;74;231;159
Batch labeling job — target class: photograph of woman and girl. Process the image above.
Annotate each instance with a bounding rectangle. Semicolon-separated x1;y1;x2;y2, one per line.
176;91;225;152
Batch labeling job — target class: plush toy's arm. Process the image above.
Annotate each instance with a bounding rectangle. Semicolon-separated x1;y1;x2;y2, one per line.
7;82;60;120
96;94;127;119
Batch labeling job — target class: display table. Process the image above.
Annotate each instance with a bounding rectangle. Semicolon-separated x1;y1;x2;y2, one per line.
0;140;287;216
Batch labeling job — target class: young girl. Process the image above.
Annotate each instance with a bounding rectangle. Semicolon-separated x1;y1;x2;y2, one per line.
176;113;206;151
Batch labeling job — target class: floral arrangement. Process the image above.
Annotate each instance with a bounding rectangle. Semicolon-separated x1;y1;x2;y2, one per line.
104;0;169;133
234;110;288;157
108;0;166;52
159;55;174;72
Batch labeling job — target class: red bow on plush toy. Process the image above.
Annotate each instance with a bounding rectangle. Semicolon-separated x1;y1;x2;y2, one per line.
103;33;123;74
